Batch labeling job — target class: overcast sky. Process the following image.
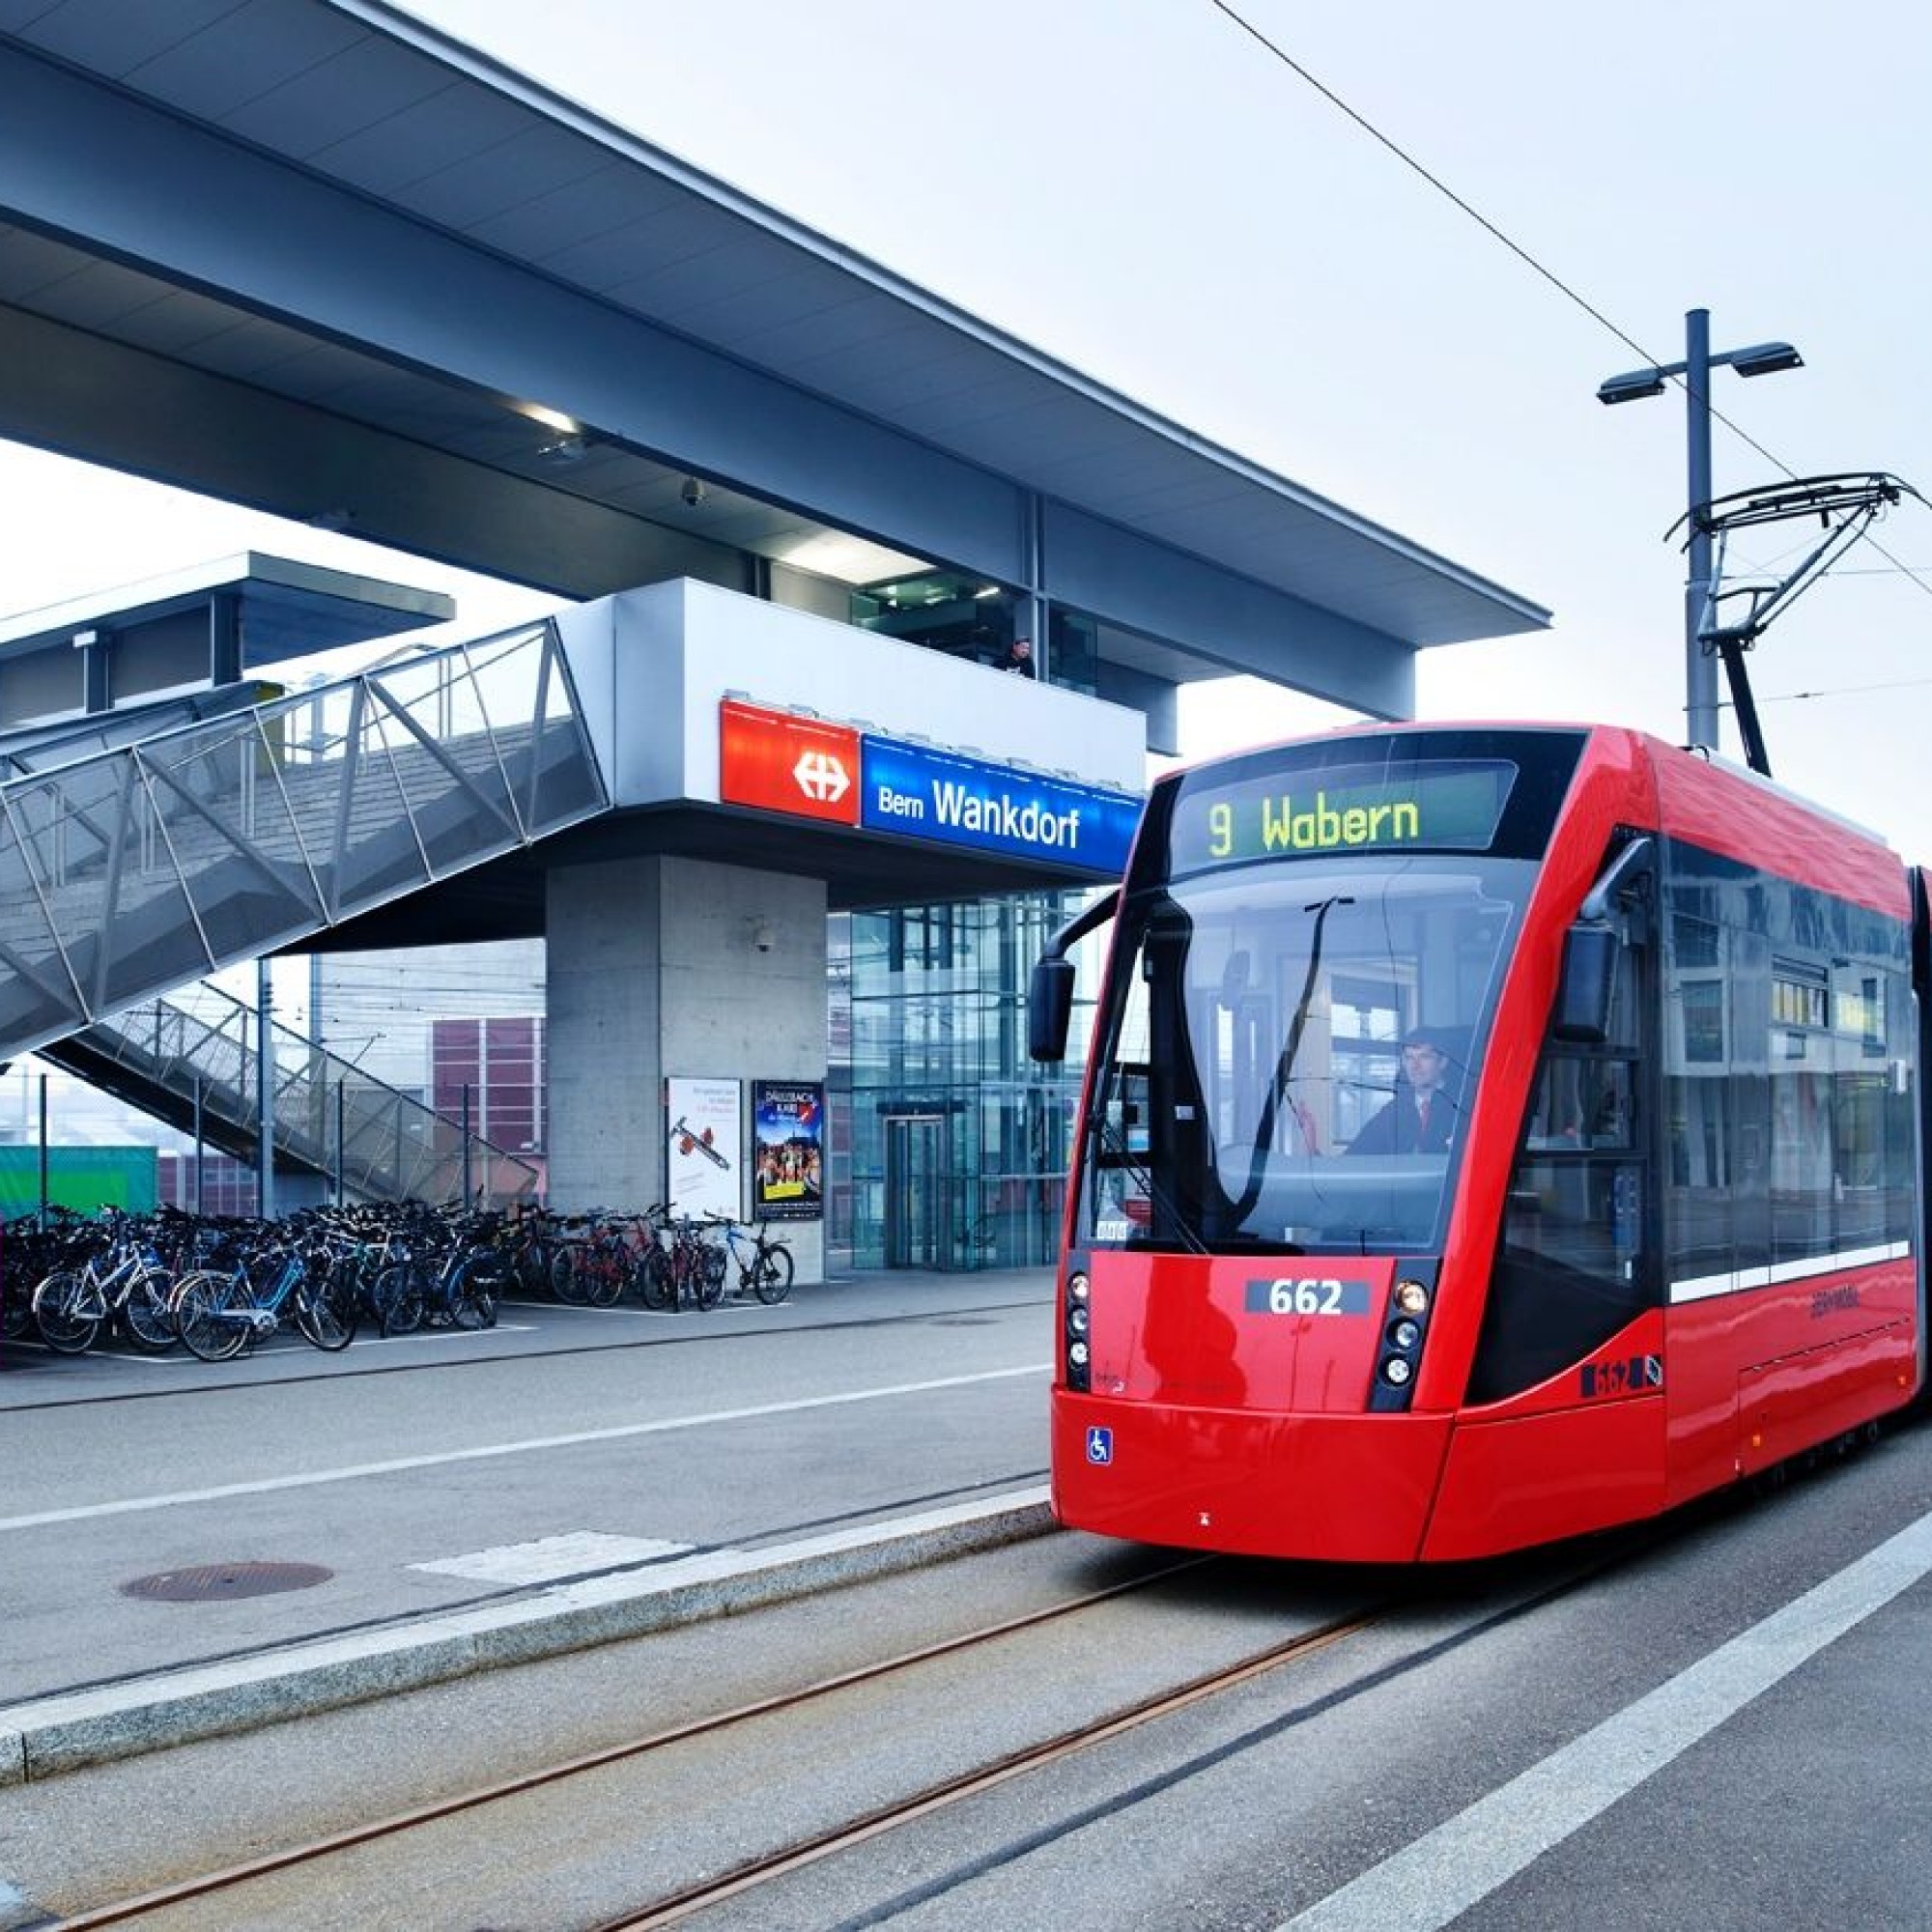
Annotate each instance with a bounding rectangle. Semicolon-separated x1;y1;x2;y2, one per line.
6;0;1930;846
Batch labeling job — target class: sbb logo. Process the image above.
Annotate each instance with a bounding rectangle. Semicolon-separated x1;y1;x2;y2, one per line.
720;700;861;826
793;751;850;803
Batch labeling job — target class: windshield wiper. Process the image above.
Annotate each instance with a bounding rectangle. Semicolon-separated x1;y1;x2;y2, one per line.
1229;894;1352;1221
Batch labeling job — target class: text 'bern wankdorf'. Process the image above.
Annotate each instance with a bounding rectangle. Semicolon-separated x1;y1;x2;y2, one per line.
874;778;1086;849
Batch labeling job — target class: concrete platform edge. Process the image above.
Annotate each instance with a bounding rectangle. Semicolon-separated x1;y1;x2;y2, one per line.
0;1487;1055;1784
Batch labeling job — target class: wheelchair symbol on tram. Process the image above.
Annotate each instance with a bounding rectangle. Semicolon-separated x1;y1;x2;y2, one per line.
1086;1426;1114;1466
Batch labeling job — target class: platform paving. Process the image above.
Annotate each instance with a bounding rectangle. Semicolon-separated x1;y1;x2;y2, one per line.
0;1265;1059;1782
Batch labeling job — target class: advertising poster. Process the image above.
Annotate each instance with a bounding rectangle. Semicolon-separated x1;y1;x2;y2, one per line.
667;1076;740;1219
752;1080;825;1222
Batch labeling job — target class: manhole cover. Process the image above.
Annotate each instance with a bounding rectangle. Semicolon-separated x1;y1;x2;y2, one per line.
121;1561;334;1603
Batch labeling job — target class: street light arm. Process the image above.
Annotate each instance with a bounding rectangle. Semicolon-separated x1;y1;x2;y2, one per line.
1596;308;1806;755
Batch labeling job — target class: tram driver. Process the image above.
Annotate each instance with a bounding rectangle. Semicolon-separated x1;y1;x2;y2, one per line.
1347;1026;1460;1155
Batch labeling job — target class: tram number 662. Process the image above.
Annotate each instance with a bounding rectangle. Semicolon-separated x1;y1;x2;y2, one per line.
1244;1276;1371;1317
1273;1278;1344;1316
1271;1278;1343;1315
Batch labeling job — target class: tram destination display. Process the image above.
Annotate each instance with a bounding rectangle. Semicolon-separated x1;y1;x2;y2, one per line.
1169;757;1519;875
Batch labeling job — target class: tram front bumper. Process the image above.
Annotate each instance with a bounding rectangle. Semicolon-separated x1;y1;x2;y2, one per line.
1051;1391;1453;1563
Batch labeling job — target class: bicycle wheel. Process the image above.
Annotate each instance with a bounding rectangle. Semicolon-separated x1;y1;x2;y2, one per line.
693;1245;725;1311
373;1264;426;1336
33;1271;102;1353
174;1273;252;1362
638;1245;675;1311
582;1245;626;1308
296;1281;357;1350
122;1270;181;1352
450;1266;497;1330
549;1246;589;1305
750;1242;794;1304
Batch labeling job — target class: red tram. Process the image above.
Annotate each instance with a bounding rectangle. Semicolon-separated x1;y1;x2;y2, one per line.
1029;724;1926;1561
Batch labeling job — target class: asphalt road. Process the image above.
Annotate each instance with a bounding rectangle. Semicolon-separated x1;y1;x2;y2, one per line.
6;1267;1932;1929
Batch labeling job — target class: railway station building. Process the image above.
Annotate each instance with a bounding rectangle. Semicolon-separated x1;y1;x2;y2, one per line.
0;5;1547;1278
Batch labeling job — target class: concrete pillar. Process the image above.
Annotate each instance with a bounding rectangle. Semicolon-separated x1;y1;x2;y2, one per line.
546;854;828;1282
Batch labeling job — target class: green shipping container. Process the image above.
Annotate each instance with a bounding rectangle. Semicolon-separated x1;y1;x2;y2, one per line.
0;1147;158;1217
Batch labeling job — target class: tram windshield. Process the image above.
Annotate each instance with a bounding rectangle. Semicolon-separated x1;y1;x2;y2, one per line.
1078;856;1533;1254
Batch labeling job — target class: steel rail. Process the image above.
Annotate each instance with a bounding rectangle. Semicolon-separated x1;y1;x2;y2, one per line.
51;1551;1227;1930
600;1604;1387;1930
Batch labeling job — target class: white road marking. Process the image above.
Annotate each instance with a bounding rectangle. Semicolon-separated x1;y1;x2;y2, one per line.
412;1529;693;1583
0;1363;1050;1533
351;1322;539;1346
1279;1508;1932;1931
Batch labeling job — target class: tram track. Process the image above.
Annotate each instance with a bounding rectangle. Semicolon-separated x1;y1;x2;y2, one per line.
598;1527;1670;1931
596;1606;1383;1931
33;1511;1703;1929
48;1551;1232;1929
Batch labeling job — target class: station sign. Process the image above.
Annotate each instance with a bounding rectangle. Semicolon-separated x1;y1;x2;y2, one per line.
719;699;1140;876
861;735;1138;873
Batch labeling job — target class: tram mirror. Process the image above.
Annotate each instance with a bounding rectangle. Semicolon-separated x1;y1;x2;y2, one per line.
1030;956;1077;1063
1554;923;1618;1044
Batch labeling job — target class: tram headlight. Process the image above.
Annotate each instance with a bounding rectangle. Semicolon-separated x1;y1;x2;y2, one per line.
1370;1264;1438;1413
1065;1267;1094;1391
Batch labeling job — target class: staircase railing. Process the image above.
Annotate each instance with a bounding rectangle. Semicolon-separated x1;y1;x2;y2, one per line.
46;980;541;1205
0;618;606;1065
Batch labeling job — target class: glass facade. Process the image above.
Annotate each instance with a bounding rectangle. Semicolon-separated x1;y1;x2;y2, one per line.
829;891;1094;1270
852;570;1016;669
849;574;1100;697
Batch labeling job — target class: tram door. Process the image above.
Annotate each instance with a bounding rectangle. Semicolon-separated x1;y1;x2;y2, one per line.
884;1113;948;1268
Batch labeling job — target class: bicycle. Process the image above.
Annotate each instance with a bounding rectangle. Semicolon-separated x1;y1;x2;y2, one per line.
640;1207;724;1311
171;1236;358;1361
4;1209;84;1342
31;1220;179;1355
373;1238;500;1336
705;1215;795;1304
497;1203;571;1299
547;1212;631;1308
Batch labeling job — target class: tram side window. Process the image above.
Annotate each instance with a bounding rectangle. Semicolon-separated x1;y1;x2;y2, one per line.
1759;958;1917;1266
1086;944;1154;1238
1831;969;1914;1249
1658;844;1915;1288
1662;906;1768;1289
1769;963;1834;1266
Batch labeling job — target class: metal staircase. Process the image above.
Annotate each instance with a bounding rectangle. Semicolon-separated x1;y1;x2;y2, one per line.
43;979;541;1205
0;618;607;1202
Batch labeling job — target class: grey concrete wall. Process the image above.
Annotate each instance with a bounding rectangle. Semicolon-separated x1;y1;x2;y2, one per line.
547;854;827;1282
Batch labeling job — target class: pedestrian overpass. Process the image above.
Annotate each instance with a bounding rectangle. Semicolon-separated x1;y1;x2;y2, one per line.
0;573;1149;1211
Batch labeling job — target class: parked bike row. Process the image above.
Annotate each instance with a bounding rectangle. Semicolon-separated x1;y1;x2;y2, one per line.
1;1199;795;1363
505;1202;795;1312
